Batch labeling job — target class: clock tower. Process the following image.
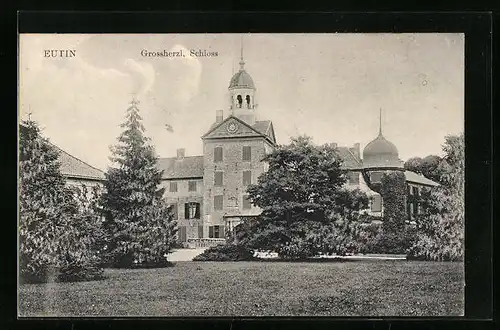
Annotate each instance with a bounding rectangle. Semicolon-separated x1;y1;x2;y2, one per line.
227;42;257;125
199;43;276;240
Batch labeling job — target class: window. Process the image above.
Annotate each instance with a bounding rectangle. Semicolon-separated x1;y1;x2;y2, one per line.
209;225;225;238
371;195;382;212
370;172;383;183
169;182;178;192
169;203;178;220
214;171;223;186
198;225;204;238
184;202;200;219
214;147;223;163
243;170;252;186
348;172;359;184
243;195;252;210
178;226;187;242
242;146;251;161
214;195;223;211
188;181;197;192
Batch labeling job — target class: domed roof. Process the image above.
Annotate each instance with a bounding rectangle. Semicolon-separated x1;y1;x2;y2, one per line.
229;69;255;90
362;132;403;169
363;133;399;158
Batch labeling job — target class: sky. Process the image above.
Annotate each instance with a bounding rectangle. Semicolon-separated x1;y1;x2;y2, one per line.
19;33;464;171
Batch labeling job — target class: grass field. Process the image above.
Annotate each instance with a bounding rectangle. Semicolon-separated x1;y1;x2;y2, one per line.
18;260;464;317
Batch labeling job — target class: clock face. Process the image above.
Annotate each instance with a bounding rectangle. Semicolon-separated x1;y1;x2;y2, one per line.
227;122;238;133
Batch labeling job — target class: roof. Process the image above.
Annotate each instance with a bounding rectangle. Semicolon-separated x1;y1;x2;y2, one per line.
336;147;363;170
229;69;255;90
405;170;440;187
157;156;204;179
252;120;276;144
51;144;106;180
19;123;105;181
203;116;276;146
363;133;399;158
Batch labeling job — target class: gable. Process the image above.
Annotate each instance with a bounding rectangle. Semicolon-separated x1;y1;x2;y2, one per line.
202;116;265;140
253;120;277;145
267;123;277;144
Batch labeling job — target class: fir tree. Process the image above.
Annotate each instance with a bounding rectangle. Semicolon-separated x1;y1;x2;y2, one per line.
19;120;103;283
101;100;177;267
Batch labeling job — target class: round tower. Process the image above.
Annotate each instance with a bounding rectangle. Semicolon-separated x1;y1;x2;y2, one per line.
228;42;257;125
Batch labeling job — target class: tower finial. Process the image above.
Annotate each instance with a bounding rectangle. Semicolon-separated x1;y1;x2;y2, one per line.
28;105;32;121
130;96;140;109
239;34;245;70
379;108;383;136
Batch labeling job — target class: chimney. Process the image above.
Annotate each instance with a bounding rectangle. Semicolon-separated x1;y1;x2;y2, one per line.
350;143;360;160
177;148;185;160
216;110;223;123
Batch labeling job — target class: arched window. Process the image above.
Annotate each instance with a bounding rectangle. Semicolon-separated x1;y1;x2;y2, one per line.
236;95;243;108
246;95;251;108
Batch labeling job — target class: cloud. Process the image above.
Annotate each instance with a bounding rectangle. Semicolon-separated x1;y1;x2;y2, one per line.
123;58;156;96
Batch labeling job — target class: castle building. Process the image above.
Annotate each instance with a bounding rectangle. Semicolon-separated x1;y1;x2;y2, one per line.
157;52;439;246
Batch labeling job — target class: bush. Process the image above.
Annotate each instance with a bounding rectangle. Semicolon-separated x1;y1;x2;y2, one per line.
57;252;105;282
357;223;417;255
192;244;256;261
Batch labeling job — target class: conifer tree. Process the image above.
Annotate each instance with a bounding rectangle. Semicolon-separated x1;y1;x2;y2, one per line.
19;120;103;282
101;100;177;267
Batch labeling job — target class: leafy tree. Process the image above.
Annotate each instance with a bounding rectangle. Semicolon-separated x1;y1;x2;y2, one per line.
101;100;177;267
19;120;103;283
409;133;464;261
57;184;105;282
404;157;423;173
245;136;369;259
404;155;443;183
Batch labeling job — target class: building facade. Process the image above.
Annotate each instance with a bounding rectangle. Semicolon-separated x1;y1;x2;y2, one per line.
157;54;439;245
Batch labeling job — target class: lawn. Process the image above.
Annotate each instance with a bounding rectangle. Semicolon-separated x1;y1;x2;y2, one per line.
18;260;464;317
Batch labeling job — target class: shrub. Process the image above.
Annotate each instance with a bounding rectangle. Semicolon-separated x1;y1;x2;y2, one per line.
356;223;417;255
57;252;105;282
192;244;256;261
408;133;464;262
